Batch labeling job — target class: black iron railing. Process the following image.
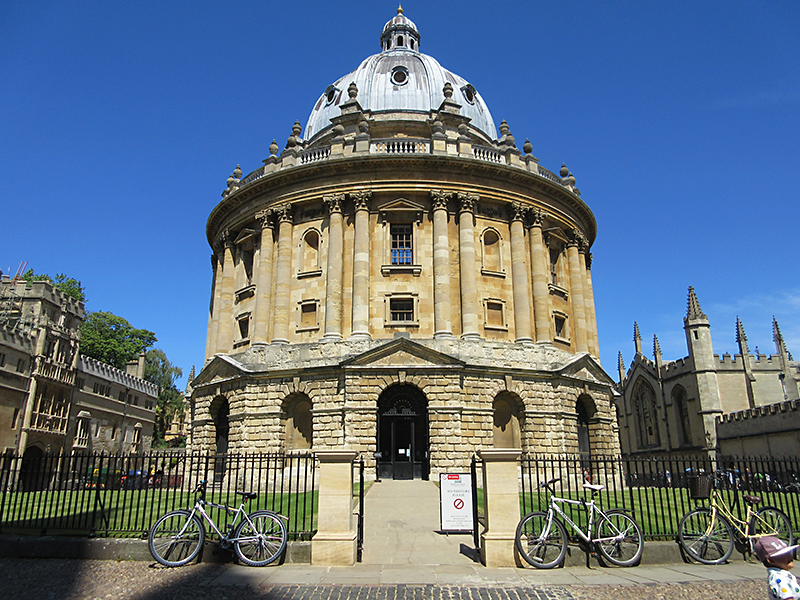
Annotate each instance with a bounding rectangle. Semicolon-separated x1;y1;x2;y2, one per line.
519;454;800;540
0;450;316;540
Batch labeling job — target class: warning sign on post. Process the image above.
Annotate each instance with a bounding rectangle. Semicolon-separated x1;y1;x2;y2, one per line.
439;472;474;532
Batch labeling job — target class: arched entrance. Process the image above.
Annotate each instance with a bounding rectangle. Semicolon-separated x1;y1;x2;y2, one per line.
377;384;428;480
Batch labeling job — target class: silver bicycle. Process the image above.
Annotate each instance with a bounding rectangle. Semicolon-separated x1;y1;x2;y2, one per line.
515;477;644;568
148;480;287;567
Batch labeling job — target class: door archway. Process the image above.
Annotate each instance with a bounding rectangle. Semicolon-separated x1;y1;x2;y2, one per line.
376;384;428;480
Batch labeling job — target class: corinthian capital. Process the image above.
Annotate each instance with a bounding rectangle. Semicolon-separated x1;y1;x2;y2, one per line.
528;207;545;227
509;201;526;222
255;209;274;230
350;190;372;211
457;192;479;213
274;203;294;224
323;193;345;214
430;189;454;210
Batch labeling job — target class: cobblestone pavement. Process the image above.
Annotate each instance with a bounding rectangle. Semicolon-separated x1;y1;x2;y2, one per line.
0;559;767;600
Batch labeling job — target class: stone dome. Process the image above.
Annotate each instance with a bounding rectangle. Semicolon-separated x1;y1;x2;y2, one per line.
305;8;497;142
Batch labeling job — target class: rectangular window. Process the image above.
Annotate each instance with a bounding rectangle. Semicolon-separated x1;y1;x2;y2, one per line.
549;248;560;285
301;303;316;328
390;224;413;265
554;315;566;338
487;302;504;327
390;298;414;322
238;316;250;340
0;353;5;367
16;359;24;373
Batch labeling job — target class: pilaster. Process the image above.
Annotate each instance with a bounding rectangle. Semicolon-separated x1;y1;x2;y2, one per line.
271;204;293;344
458;192;480;340
252;210;275;345
215;231;236;354
509;202;533;345
350;191;372;340
431;190;454;338
323;194;345;341
528;209;552;343
566;232;588;353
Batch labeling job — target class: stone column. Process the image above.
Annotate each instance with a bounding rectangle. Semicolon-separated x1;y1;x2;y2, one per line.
528;209;552;343
509;202;533;344
251;210;275;345
323;194;345;342
215;231;236;354
205;251;221;359
431;190;454;338
566;231;588;353
583;250;600;359
458;192;480;340
478;448;522;567
271;204;293;344
350;191;372;340
312;449;359;565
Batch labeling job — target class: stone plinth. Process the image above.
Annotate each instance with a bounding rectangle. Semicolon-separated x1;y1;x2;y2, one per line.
478;448;521;567
312;449;359;565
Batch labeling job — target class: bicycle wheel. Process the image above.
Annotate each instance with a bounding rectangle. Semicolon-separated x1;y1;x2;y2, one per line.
148;510;205;567
515;511;568;569
595;509;644;567
678;507;734;564
234;510;287;567
749;506;794;547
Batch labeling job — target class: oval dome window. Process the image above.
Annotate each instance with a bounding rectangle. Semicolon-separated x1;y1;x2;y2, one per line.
391;66;409;86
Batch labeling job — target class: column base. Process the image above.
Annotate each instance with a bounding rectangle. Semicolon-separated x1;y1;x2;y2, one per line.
311;530;357;566
534;339;554;346
348;332;372;341
434;331;455;339
461;332;481;341
515;337;535;346
321;333;344;343
480;531;519;568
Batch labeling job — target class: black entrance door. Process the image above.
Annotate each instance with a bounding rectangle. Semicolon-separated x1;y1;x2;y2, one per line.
377;385;428;480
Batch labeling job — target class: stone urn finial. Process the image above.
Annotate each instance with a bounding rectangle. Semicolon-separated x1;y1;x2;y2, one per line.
523;139;533;154
458;123;469;139
499;120;509;136
233;165;242;180
292;120;302;137
348;81;358;100
560;163;569;178
443;82;453;99
333;123;346;138
269;139;279;156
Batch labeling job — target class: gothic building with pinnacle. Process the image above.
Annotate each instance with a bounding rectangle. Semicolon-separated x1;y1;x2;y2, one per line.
189;9;619;479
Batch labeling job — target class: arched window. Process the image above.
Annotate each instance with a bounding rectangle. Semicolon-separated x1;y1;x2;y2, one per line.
633;378;660;448
672;386;692;445
493;394;521;449
300;229;321;275
481;229;502;274
285;396;313;450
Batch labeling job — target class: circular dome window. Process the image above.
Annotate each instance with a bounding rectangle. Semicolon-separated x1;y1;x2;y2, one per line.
391;66;409;86
324;85;339;106
461;84;476;104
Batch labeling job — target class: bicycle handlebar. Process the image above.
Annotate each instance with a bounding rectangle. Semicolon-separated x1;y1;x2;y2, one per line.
538;477;560;490
193;480;207;497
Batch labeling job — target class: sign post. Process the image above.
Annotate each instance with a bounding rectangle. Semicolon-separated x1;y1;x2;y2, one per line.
439;472;474;532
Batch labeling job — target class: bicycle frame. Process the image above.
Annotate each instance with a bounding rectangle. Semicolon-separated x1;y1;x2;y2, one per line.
707;489;754;539
543;493;614;544
188;498;252;542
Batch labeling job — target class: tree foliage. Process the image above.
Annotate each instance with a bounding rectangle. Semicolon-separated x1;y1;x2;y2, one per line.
21;268;86;303
145;348;185;446
81;311;157;370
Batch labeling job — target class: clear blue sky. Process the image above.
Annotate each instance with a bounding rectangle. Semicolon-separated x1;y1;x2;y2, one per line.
2;1;798;387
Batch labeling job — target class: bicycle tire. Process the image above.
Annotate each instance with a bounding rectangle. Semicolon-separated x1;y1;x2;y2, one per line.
234;510;287;567
678;507;734;565
595;509;644;567
148;510;205;567
749;506;794;547
515;511;568;569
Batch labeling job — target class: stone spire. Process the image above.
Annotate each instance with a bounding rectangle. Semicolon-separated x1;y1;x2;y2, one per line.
685;286;707;321
633;321;642;356
774;317;799;400
653;334;662;361
617;351;626;385
735;316;749;356
774;317;786;354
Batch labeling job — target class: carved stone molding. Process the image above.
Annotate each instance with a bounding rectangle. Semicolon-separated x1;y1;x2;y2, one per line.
323;193;345;214
430;189;454;210
274;203;294;224
255;209;274;230
350;190;373;211
457;191;479;213
509;201;526;222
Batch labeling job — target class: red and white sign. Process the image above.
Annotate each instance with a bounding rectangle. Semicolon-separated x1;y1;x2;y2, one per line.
439;473;473;532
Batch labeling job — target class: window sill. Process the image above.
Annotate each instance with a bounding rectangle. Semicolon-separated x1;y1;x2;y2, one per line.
233;338;250;349
384;321;420;328
295;326;320;333
297;269;322;279
554;335;571;345
484;324;508;332
548;283;569;300
481;268;506;278
381;264;422;277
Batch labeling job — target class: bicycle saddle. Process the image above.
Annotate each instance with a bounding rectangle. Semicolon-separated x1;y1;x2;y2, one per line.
583;483;604;492
743;494;762;505
236;491;258;500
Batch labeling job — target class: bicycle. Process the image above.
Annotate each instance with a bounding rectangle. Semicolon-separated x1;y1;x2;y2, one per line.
148;479;288;567
515;477;644;568
677;474;794;565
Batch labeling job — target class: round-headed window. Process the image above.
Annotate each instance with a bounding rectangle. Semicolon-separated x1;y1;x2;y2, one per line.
391;66;409;86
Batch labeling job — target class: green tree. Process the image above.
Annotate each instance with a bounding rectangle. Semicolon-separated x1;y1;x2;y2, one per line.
81;311;157;370
145;348;185;446
21;268;86;303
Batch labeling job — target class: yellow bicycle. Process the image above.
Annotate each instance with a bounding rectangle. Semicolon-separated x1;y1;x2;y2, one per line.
677;475;794;564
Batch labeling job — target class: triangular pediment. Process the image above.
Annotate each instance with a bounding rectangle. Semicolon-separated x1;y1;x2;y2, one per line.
378;197;426;213
191;355;247;387
555;353;616;386
341;338;465;369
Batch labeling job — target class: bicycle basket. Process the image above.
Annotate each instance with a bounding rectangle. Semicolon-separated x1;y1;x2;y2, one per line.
689;474;712;499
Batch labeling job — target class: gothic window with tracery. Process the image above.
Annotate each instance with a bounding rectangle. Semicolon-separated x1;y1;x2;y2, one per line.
633;378;660;448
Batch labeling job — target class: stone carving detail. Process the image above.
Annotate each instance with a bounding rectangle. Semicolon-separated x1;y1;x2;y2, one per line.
457;192;479;213
324;193;345;213
509;201;526;222
443;82;453;99
432;119;444;134
348;81;358;99
528;207;545;227
350;190;373;211
274;203;294;223
286;121;303;149
269;140;279;156
255;209;274;230
358;119;370;135
430;190;453;210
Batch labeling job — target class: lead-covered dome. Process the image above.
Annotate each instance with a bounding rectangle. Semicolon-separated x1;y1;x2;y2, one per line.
305;8;497;142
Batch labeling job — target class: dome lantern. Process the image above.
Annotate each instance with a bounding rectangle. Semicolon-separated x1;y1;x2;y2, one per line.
380;6;420;52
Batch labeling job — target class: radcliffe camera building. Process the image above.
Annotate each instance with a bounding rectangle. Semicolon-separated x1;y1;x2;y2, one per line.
190;9;620;479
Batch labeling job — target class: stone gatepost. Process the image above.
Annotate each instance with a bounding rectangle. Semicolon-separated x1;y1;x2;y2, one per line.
312;449;359;565
478;448;522;567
